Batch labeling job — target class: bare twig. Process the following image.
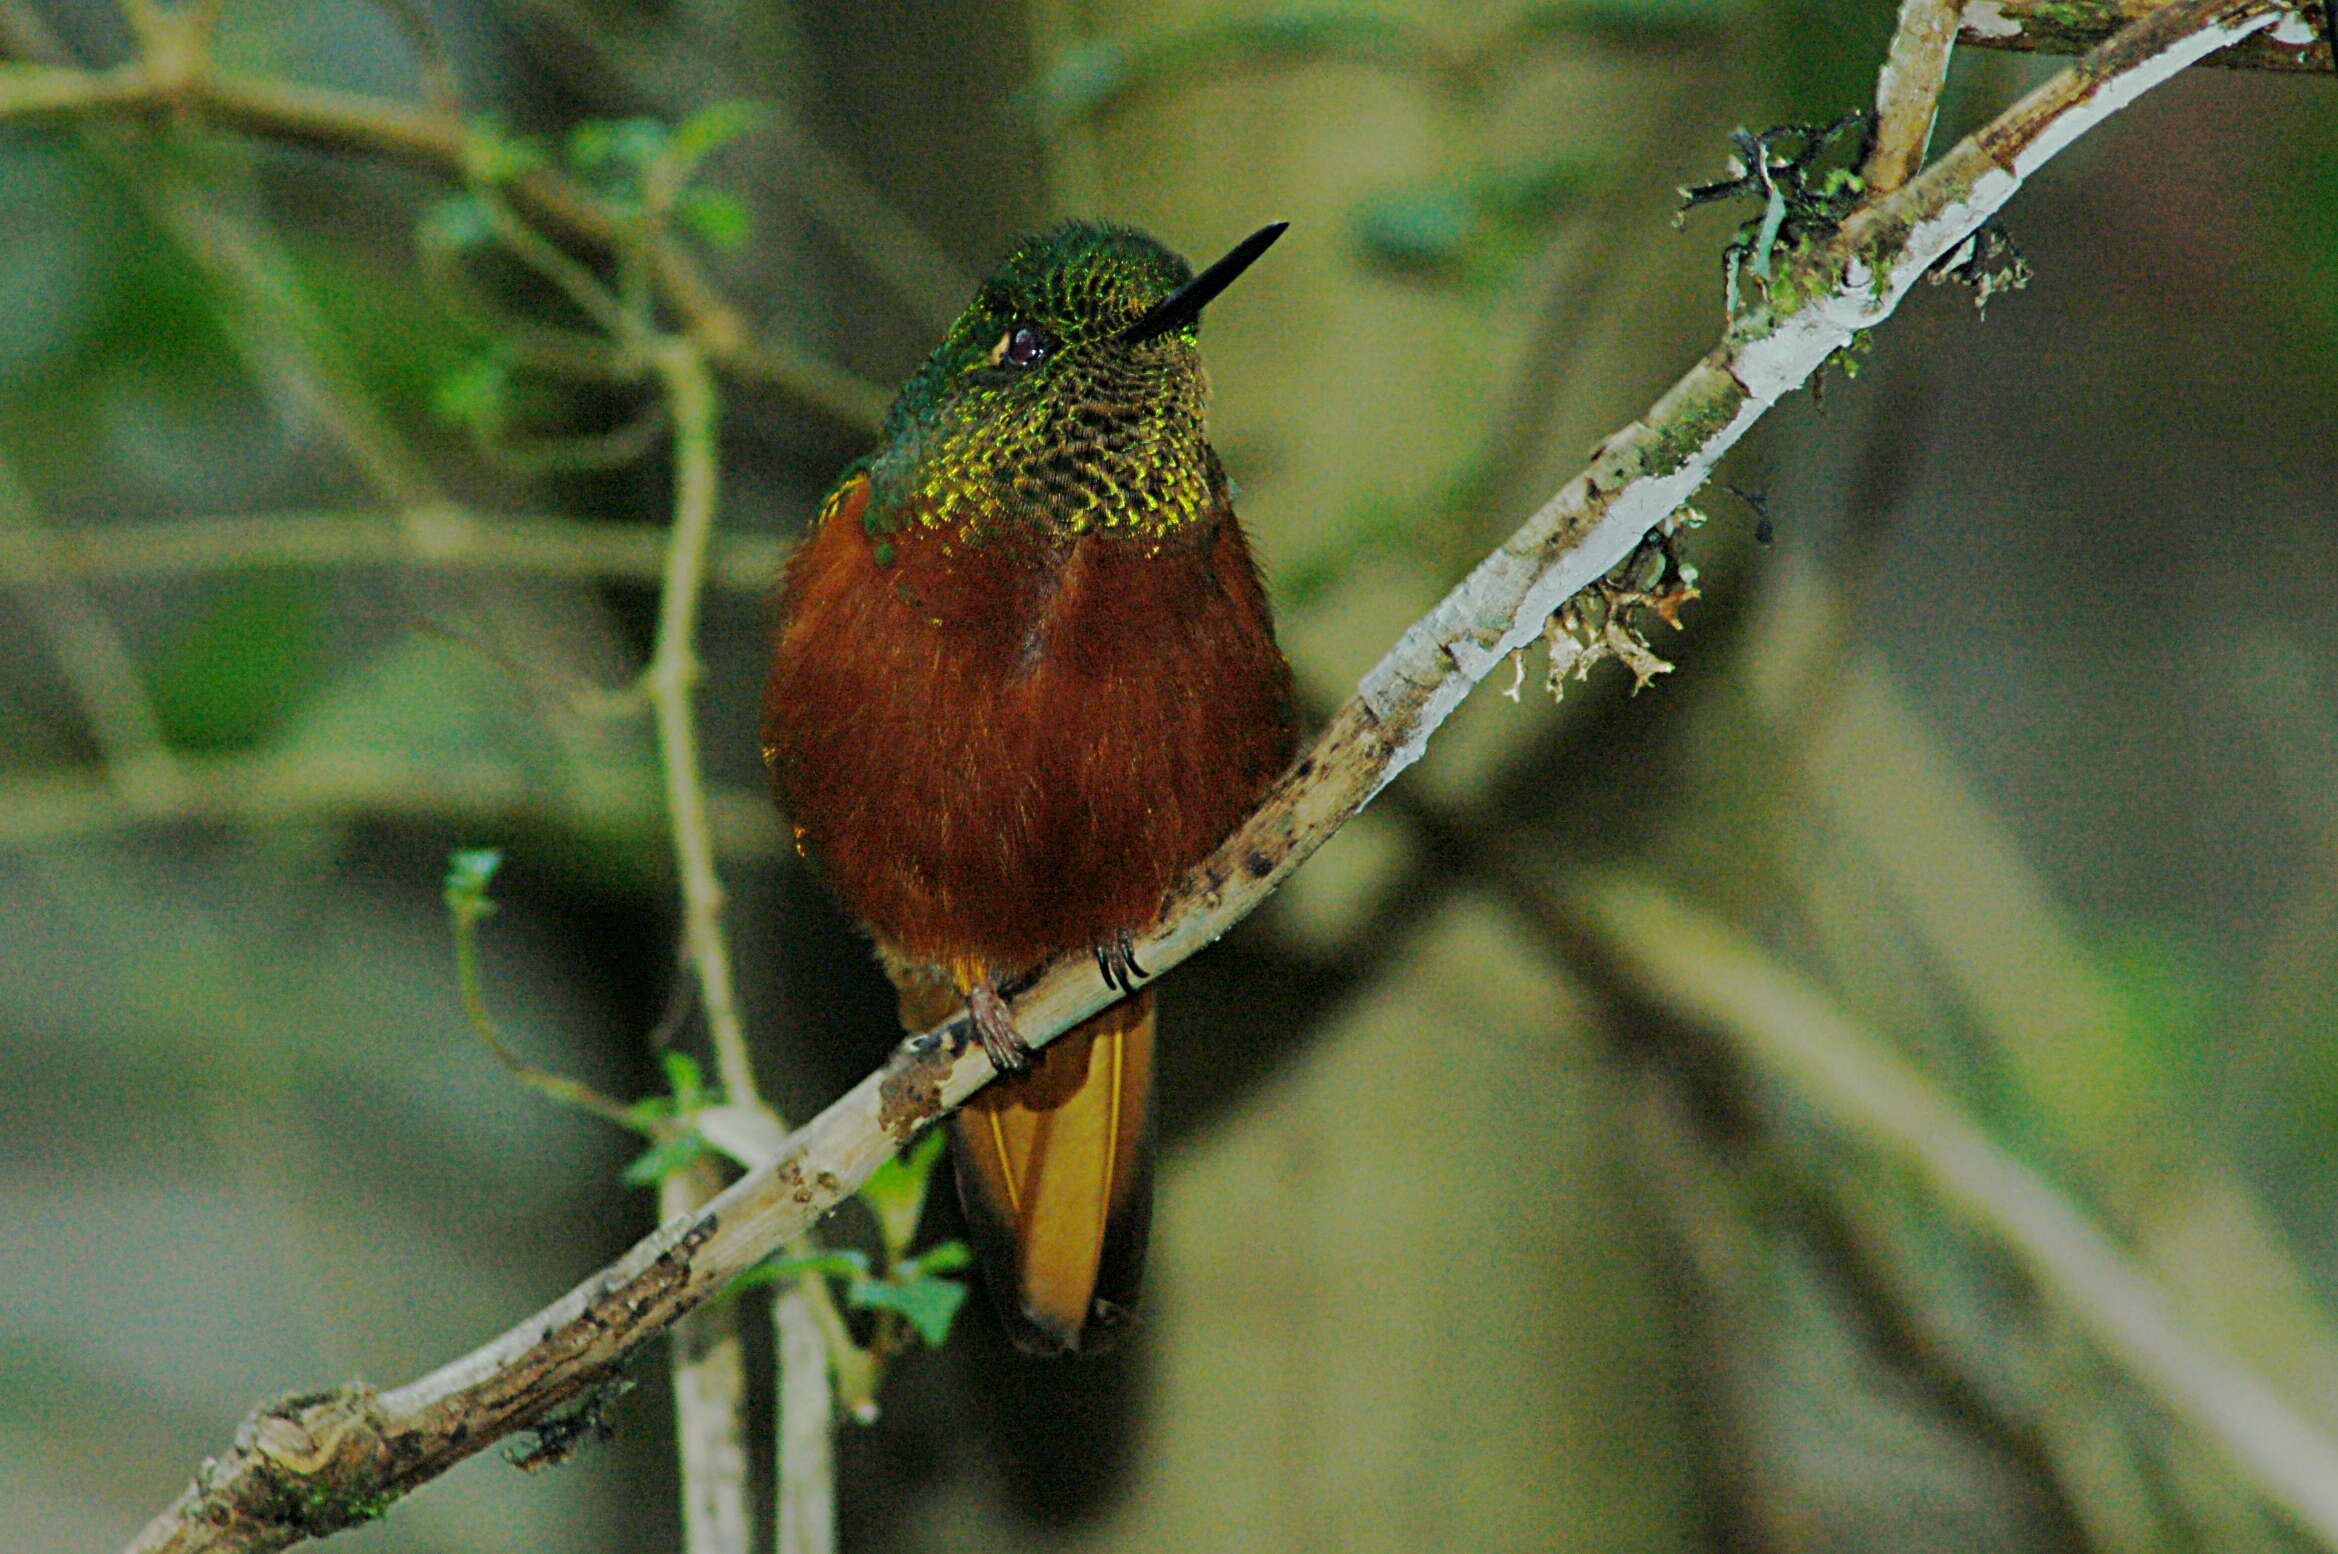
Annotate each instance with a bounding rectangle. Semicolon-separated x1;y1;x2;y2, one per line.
0;509;784;592
18;15;844;1548
641;332;862;1541
1867;0;1961;196
470;179;652;351
113;5;2301;1549
0;455;189;812
644;338;761;1109
0;749;774;853
144;169;443;508
1955;0;2334;68
4;0;452;521
447;867;640;1131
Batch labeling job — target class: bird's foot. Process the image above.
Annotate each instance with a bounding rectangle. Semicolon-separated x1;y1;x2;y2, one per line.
965;982;1033;1073
1094;932;1149;995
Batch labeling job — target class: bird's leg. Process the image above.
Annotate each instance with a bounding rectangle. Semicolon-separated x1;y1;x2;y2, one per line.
965;980;1033;1073
1093;932;1149;995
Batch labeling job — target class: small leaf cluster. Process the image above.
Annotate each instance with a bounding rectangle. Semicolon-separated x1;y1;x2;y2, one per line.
565;102;763;252
442;846;505;930
420;103;763;453
729;1133;974;1350
618;1052;720;1186
610;1050;971;1350
1677;113;1875;323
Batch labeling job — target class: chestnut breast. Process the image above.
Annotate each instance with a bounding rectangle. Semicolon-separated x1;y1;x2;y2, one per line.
765;473;1295;973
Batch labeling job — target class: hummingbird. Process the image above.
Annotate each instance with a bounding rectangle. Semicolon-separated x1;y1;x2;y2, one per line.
764;220;1297;1354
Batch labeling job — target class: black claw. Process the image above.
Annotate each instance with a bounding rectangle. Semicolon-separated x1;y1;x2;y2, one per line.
1094;934;1148;994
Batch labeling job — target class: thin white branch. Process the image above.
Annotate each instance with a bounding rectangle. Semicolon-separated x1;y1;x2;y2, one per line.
663;1165;754;1554
774;1288;837;1554
1356;0;2280;797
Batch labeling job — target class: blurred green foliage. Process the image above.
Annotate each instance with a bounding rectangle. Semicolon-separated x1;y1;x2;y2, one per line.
148;575;330;751
1347;157;1600;285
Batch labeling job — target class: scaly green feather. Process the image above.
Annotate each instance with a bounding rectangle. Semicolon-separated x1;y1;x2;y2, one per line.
864;221;1221;546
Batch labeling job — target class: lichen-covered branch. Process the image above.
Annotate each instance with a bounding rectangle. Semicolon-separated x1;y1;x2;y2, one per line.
119;1;2299;1549
1957;0;2333;68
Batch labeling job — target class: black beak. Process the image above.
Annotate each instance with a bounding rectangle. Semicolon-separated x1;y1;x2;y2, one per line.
1117;221;1288;346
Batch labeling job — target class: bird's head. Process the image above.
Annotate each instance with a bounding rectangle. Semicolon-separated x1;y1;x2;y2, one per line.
872;220;1286;542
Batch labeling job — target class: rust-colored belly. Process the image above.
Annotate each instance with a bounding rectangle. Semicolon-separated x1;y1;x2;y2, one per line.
765;476;1294;975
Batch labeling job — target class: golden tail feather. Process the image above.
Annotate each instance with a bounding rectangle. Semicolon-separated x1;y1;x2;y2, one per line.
947;992;1156;1355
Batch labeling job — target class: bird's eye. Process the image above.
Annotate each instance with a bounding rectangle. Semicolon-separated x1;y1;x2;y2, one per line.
995;324;1052;370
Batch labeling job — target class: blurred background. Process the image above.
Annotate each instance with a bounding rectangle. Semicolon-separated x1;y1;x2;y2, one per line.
4;0;2337;1550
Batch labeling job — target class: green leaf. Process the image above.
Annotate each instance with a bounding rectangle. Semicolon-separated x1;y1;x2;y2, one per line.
858;1128;946;1260
466;121;549;183
661;1051;706;1111
147;574;328;752
670;101;766;167
727;1246;869;1295
567;117;668;174
676;190;750;254
431;349;512;432
623;1094;676;1129
849;1271;969;1348
901;1239;971;1277
419;194;496;252
621;1130;715;1188
442;848;504;923
565;121;615;170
